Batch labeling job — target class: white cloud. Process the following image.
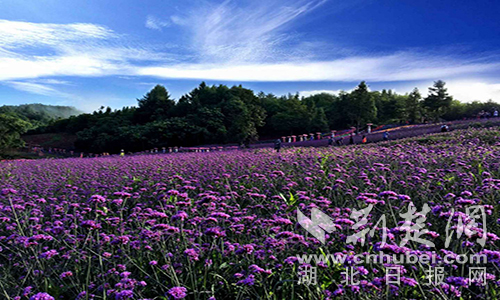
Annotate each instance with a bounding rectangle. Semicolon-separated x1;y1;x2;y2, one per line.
299;89;345;97
0;20;113;48
4;81;72;98
135;52;500;82
442;80;500;102
0;19;171;84
170;0;327;62
145;15;170;31
31;79;72;85
0;55;130;81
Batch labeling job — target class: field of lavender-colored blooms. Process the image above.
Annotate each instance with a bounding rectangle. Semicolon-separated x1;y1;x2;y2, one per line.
2;128;500;300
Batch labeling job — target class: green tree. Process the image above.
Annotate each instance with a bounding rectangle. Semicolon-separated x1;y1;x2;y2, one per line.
134;85;175;123
302;93;342;131
405;88;422;123
423;80;453;121
0;113;30;155
309;107;329;132
269;94;310;135
343;81;377;130
211;85;265;145
442;100;466;120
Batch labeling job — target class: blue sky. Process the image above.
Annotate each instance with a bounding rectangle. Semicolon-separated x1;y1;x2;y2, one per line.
1;0;500;112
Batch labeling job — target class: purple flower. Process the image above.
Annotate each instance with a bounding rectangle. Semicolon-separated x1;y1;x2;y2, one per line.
237;275;255;286
167;287;188;299
115;290;134;300
1;188;17;195
60;271;73;279
89;195;107;203
23;286;33;297
446;276;469;287
204;227;226;237
184;248;199;261
39;250;58;259
30;293;55;300
172;211;188;221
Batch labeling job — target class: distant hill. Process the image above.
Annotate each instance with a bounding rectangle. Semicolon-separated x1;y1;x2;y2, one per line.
0;103;82;128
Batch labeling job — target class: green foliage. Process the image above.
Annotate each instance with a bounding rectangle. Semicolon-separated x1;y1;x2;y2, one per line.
404;88;422;123
343;81;377;129
0;113;31;155
134;85;175;124
423;80;453;121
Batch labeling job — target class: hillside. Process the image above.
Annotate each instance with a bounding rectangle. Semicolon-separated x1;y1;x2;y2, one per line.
0;103;82;128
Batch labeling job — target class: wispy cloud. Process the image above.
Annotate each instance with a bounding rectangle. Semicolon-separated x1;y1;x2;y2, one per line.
170;0;328;63
299;89;345;97
31;79;72;85
136;52;500;82
145;15;170;31
0;19;174;83
4;81;72;97
0;20;113;48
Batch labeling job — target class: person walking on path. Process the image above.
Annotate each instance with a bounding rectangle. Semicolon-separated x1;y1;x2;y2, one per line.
383;131;389;141
274;139;282;153
349;133;354;145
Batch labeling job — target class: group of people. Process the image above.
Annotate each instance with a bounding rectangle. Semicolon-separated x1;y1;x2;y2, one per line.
274;130;392;152
478;109;499;119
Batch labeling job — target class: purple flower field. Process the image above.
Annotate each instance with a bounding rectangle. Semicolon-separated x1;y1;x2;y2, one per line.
2;128;500;299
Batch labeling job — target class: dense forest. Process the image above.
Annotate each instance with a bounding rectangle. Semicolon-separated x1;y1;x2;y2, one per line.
2;80;500;155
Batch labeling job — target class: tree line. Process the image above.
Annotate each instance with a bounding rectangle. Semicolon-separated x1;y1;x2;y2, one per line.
3;80;500;155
